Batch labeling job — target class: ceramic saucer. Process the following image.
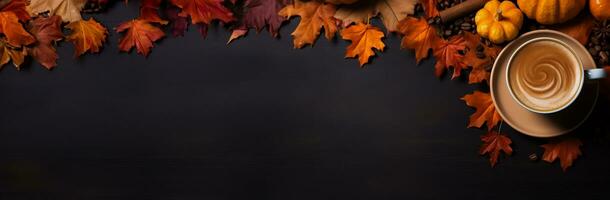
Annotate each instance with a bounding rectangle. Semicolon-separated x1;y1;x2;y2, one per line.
490;30;599;138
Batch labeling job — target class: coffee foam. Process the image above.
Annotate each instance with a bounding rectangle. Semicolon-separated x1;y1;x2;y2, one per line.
508;40;582;112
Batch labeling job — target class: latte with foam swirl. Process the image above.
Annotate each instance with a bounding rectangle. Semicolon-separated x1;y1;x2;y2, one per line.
508;40;582;113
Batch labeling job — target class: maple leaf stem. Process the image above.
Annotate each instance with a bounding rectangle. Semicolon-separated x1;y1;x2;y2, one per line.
497;121;503;134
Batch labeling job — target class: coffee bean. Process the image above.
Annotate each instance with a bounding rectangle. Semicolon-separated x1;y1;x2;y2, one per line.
591;37;600;45
461;23;472;31
528;153;538;161
434;16;441;24
434;0;478;38
589;47;599;56
485;63;493;71
600;51;609;64
476;44;484;52
595;45;602;51
455;19;464;25
444;30;453;36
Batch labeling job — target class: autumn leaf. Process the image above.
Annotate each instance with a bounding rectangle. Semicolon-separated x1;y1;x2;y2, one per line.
169;0;234;25
541;138;583;172
65;18;107;56
421;0;439;19
227;0;290;43
0;38;26;69
27;0;86;23
480;131;512;167
117;19;165;56
552;13;594;45
278;0;338;48
139;0;168;24
462;90;502;130
0;11;35;47
463;32;501;84
334;0;417;32
433;35;467;79
166;6;189;37
341;23;385;66
28;15;63;69
397;17;440;64
1;0;29;21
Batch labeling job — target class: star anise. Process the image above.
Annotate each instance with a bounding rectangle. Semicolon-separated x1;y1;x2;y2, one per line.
592;20;610;43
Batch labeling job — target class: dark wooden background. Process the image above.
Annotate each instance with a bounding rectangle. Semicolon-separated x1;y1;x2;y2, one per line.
1;1;610;199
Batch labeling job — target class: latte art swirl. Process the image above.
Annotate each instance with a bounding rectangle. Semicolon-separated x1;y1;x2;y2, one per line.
508;40;582;112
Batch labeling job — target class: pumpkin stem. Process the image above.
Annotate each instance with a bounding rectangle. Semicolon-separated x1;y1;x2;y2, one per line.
494;9;503;21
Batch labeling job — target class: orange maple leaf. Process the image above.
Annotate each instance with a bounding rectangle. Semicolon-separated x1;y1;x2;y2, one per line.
117;19;165;56
541;138;583;172
462;90;501;130
433;35;467;79
397;17;440;64
65;18;108;56
421;0;439;19
462;32;501;84
1;0;29;21
341;23;385;66
0;38;26;69
170;0;234;25
139;0;168;24
0;10;35;47
480;131;512;167
278;0;338;48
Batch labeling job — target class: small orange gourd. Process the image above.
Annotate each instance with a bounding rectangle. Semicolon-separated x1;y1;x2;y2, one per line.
475;0;523;44
590;0;610;20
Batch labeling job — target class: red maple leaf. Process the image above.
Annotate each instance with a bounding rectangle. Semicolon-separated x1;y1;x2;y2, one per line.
139;0;168;24
433;35;467;79
117;19;165;56
541;138;583;172
228;0;290;42
1;0;29;21
170;0;234;25
480;131;513;167
27;15;63;69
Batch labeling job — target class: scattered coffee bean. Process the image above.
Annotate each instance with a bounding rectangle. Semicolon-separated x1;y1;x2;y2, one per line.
600;51;609;65
528;153;538;161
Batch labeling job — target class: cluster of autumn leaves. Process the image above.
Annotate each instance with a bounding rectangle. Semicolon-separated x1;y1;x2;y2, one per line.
0;0;588;171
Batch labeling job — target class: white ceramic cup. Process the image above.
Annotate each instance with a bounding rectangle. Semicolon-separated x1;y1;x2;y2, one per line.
505;37;606;114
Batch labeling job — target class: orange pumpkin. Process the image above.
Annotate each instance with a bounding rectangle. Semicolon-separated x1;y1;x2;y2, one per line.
590;0;610;20
517;0;586;25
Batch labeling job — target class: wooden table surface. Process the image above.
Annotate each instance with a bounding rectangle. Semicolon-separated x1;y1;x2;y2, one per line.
1;1;610;199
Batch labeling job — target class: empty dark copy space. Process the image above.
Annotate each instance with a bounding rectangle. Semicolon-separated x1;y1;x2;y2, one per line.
1;1;610;199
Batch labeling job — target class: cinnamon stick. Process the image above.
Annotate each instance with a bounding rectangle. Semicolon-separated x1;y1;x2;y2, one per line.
439;0;487;23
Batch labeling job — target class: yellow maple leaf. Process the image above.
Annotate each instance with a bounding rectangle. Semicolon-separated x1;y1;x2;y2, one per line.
278;0;338;48
65;18;108;56
27;0;86;23
341;23;385;66
334;0;417;32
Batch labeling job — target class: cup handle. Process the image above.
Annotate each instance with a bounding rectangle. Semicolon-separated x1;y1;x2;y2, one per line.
585;68;607;80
